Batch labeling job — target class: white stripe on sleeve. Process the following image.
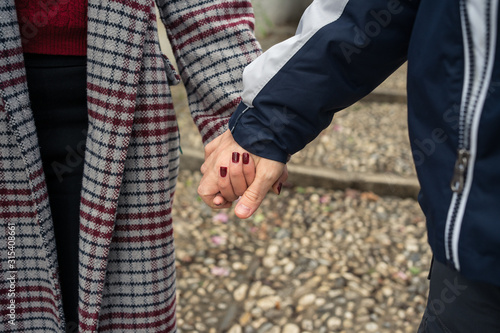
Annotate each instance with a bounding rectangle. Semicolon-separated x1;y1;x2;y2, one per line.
241;0;350;106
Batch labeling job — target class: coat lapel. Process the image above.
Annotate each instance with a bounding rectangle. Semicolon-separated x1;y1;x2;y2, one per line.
79;0;150;330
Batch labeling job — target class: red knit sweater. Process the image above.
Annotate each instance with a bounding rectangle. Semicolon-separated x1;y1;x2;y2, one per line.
15;0;88;55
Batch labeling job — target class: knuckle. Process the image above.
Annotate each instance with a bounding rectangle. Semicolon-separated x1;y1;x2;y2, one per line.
217;181;230;191
231;167;243;177
244;188;262;203
197;185;204;196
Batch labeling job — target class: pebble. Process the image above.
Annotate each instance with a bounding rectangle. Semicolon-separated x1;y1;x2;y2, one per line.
256;296;281;311
228;324;243;333
282;323;300;333
327;317;342;330
257;323;274;333
301;319;314;331
298;294;316;307
366;322;379;332
234;284;248;302
267;245;280;256
283;262;295;275
258;285;275;297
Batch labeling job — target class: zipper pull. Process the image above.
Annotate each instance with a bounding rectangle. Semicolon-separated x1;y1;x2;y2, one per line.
451;149;470;193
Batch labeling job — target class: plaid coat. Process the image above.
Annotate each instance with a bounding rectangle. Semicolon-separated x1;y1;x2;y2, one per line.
0;0;260;331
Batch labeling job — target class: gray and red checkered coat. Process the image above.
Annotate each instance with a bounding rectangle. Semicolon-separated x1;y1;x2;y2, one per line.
0;0;261;331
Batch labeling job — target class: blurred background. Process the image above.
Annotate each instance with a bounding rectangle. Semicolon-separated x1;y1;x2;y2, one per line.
156;2;429;333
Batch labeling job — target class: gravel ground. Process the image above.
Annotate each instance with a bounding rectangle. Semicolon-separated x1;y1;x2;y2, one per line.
169;25;429;333
172;171;431;333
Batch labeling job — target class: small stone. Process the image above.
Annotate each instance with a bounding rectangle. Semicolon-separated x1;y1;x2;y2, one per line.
360;298;376;309
268;326;281;333
258;285;275;297
204;258;216;265
343;319;353;329
381;286;393;297
256;296;281;311
315;298;326;307
249;281;262;298
267;244;279;255
271;266;283;275
282;323;300;333
298;294;316;306
251;307;263;318
315;265;329;275
327;317;342;330
233;262;247;271
218;303;228;310
255;248;266;257
195;323;206;331
365;322;379;332
228;324;243;333
252;318;267;329
284;262;296;274
263;256;276;268
301;319;314;331
257;322;274;333
239;312;252;326
328;290;343;299
234;284;249;302
300;237;311;247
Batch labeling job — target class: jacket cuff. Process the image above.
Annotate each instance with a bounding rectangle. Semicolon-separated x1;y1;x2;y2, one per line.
229;102;289;164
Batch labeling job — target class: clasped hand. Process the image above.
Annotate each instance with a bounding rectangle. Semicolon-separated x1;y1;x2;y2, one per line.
198;130;288;219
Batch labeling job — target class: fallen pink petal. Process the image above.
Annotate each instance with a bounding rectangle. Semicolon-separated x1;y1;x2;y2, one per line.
211;235;226;245
211;266;230;277
213;212;229;223
320;195;330;204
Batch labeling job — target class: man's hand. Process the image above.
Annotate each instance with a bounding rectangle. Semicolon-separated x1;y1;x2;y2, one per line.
232;155;287;218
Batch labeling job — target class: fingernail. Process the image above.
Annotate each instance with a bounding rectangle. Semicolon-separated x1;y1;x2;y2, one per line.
232;152;240;163
278;183;283;195
242;153;250;164
235;204;251;216
220;166;227;177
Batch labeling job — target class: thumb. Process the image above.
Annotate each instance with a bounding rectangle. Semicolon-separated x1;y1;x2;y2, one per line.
234;160;284;219
234;178;270;219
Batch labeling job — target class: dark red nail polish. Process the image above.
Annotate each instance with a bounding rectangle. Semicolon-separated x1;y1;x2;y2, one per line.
220;166;227;177
232;152;240;163
278;183;283;195
242;153;250;164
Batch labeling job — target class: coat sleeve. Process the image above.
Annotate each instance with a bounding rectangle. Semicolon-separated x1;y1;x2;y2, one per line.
228;0;420;163
155;0;262;145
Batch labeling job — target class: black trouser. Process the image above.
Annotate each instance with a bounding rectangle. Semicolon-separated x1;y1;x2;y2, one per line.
24;53;88;332
418;259;500;333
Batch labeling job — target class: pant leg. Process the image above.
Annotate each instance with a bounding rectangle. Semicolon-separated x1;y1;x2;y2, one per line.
418;259;500;333
24;53;88;332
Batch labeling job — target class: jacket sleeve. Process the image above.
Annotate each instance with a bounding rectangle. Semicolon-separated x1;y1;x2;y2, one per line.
228;0;420;163
155;0;262;145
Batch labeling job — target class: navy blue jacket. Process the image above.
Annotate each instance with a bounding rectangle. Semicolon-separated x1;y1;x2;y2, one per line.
229;0;500;286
